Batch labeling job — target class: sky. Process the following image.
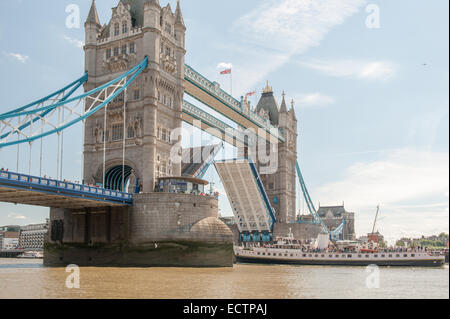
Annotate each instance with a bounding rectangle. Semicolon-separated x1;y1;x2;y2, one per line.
0;0;448;244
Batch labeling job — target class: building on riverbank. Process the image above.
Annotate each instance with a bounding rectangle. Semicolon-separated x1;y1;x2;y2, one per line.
19;223;48;250
0;229;19;250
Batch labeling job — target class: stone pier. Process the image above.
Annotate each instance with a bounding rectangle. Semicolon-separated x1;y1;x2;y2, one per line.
44;193;234;267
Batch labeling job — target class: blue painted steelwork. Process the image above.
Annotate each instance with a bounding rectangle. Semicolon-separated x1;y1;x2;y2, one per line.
241;233;251;242
296;161;329;234
184;64;285;143
296;161;347;241
0;57;148;148
261;233;272;242
0;170;132;206
105;165;133;192
248;162;277;232
195;143;224;179
1;73;88;117
0;74;87;140
330;219;346;241
252;233;261;242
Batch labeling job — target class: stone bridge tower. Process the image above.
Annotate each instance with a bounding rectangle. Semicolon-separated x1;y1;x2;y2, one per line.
253;84;298;224
83;0;186;193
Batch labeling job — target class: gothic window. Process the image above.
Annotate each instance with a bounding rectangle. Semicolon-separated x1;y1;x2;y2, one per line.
112;124;124;141
114;23;120;36
165;22;172;35
168;131;171;142
113;92;124;103
102;130;109;142
127;126;135;139
161;162;167;174
161;129;167;141
113;47;119;57
129;43;135;54
157;91;161;102
122;21;128;34
121;44;127;55
133;89;140;100
106;48;111;59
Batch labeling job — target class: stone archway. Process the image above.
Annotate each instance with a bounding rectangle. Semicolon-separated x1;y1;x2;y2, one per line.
105;165;134;192
94;160;141;193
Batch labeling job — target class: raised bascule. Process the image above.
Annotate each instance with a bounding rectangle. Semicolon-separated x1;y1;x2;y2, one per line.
0;0;354;267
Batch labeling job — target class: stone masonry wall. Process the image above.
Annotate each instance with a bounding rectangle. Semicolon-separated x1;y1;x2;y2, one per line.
130;193;223;243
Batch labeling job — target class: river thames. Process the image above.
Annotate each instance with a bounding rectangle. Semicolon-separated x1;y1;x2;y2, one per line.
0;259;447;299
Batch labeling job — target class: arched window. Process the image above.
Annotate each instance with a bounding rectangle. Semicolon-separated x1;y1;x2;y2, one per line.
133;89;140;100
129;42;135;54
114;23;120;36
122;21;128;34
127;126;135;139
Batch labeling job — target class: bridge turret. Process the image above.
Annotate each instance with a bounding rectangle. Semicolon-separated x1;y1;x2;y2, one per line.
279;91;288;113
174;0;186;48
143;0;161;30
84;0;101;78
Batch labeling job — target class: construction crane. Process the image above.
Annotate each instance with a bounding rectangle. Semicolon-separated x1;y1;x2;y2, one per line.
371;205;380;235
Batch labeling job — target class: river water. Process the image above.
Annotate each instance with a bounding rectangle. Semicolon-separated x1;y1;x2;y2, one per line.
0;258;448;299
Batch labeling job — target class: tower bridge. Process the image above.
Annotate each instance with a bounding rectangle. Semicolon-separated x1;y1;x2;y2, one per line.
0;0;354;266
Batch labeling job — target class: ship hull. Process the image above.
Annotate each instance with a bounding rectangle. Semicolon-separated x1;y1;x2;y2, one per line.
235;255;445;267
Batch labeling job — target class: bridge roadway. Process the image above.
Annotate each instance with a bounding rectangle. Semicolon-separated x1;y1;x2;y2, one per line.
0;171;132;209
184;65;284;144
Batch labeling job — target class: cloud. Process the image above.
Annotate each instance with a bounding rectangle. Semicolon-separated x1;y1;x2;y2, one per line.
63;35;84;48
312;149;449;242
294;93;335;107
217;62;233;69
230;0;366;93
7;213;27;220
3;52;29;63
298;59;397;80
236;0;365;53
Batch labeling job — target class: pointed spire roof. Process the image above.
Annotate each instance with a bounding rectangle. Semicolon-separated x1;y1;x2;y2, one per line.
147;0;161;8
175;0;185;27
289;99;297;120
256;81;280;126
86;0;101;26
280;91;288;113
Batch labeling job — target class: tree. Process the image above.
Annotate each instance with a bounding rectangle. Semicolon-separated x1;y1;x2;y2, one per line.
395;240;405;247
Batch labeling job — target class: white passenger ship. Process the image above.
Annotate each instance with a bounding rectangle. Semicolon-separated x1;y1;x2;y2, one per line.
234;235;445;267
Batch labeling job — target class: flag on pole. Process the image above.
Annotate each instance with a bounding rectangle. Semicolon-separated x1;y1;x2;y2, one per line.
245;91;256;97
220;69;232;75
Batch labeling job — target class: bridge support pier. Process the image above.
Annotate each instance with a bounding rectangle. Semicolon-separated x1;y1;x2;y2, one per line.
44;193;233;267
